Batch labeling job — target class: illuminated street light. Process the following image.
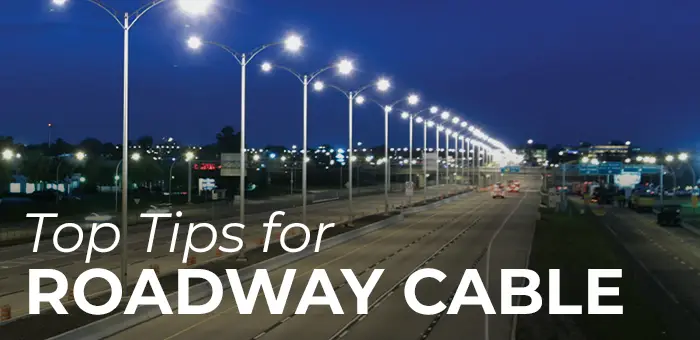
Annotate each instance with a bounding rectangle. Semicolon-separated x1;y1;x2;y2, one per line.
408;94;420;105
679;152;689;161
261;62;273;72
415;116;424;123
591;158;600;165
581;156;590;163
430;106;439;114
625;158;631;163
625;141;631;146
355;95;365;104
665;155;674;162
2;149;14;160
187;36;203;49
401;112;410;119
440;111;450;120
316;77;393;224
376;78;391;92
52;0;211;291
313;81;325;91
75;151;86;161
337;59;354;75
460;121;467;128
253;154;261;161
283;35;303;52
451;117;459;124
558;151;564;156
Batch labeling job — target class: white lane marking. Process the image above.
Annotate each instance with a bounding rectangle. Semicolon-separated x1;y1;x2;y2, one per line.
485;192;529;340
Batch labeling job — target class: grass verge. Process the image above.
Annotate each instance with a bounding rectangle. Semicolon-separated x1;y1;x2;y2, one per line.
516;208;670;340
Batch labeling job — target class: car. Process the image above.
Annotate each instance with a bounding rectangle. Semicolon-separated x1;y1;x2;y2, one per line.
81;213;114;230
492;183;506;199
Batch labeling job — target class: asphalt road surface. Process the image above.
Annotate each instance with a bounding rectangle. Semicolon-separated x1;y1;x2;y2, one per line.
106;184;539;340
0;184;465;319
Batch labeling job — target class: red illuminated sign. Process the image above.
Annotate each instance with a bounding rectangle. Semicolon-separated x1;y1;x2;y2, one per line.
193;163;221;171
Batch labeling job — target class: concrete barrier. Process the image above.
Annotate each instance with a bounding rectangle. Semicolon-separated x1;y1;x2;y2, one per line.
47;189;473;340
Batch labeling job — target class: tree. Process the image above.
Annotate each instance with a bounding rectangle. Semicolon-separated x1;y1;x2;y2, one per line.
136;136;154;150
79;138;104;156
51;138;73;156
216;126;240;153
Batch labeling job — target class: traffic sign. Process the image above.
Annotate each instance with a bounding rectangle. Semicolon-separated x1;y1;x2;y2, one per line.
578;164;599;175
405;181;414;196
500;165;520;173
599;162;622;174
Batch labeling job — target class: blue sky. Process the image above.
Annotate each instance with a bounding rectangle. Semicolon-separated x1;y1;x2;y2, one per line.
1;0;698;150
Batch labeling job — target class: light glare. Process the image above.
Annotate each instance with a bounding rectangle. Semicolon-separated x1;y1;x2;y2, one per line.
376;78;391;92
401;112;410;119
283;35;303;52
261;62;272;72
178;0;212;15
52;0;68;6
187;36;203;49
313;81;325;91
337;59;354;75
440;111;450;120
408;94;419;105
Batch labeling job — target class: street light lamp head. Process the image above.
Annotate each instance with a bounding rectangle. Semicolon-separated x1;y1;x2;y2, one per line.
401;112;410;119
582;156;590;163
384;105;393;113
283;35;303;52
376;78;391;92
679;152;689;161
408;94;419;105
187;36;203;49
452;132;458;137
313;80;324;91
445;128;452;134
178;0;213;15
131;153;141;161
625;140;631;146
460;121;467;128
52;0;68;6
261;62;272;72
427;120;435;127
527;139;533;144
75;152;86;161
625;158;631;163
185;151;195;161
2;149;13;160
355;95;365;104
437;125;445;131
415;116;424;123
665;155;674;162
429;106;439;114
451;117;459;124
337;59;354;75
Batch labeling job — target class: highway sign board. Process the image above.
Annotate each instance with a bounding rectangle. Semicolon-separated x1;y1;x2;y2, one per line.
405;181;414;196
500;165;520;173
221;153;246;177
598;162;622;174
578;164;599;175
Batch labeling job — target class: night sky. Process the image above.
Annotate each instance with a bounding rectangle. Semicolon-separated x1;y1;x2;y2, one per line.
1;0;698;150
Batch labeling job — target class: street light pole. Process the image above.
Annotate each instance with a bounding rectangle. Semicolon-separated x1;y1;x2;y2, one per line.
348;92;354;223
445;129;450;186
423;121;428;201
168;161;175;204
436;126;441;187
187;158;192;204
52;0;212;291
303;76;308;225
385;106;390;212
408;115;413;203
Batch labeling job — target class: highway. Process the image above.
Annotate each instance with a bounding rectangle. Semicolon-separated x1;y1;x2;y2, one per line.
0;184;466;319
106;180;539;340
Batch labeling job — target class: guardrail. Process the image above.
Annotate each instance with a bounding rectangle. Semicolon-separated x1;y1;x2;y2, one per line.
47;189;472;340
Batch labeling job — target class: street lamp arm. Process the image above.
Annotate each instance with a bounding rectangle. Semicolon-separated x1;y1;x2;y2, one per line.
247;42;282;64
352;82;375;97
267;64;304;83
128;0;169;28
308;64;335;82
204;41;243;64
84;0;125;28
324;83;352;99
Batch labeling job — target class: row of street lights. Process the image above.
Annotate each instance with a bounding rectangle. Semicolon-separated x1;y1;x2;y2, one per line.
48;0;513;291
